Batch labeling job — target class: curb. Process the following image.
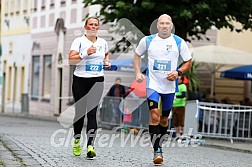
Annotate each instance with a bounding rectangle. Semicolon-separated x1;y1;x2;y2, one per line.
0;112;57;122
0;136;41;166
204;143;252;154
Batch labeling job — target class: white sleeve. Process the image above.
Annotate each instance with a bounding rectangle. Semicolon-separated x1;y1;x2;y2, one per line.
180;40;192;62
105;40;109;53
70;38;80;52
135;37;147;56
70;38;88;59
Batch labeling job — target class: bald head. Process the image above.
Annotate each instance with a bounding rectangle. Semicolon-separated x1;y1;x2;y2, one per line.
158;14;172;23
157;14;173;38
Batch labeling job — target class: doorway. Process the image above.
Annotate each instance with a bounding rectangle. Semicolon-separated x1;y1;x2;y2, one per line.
1;72;6;113
58;68;63;114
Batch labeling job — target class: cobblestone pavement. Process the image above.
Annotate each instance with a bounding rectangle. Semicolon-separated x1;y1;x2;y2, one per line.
0;115;251;167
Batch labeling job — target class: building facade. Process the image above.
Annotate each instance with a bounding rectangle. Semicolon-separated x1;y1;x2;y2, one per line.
191;26;252;104
215;25;252;103
1;0;134;117
0;0;2;110
29;0;117;116
3;1;250;117
1;0;32;113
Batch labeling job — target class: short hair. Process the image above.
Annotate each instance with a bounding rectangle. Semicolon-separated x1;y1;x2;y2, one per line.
84;17;100;26
115;77;121;82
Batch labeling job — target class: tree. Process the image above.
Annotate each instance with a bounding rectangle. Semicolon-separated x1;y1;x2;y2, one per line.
84;0;252;41
83;0;252;98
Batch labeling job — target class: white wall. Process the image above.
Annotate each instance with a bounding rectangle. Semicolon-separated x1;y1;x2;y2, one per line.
32;0;88;33
2;34;32;99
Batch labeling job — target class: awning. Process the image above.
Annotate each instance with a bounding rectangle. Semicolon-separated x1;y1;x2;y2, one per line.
220;65;252;80
192;45;252;95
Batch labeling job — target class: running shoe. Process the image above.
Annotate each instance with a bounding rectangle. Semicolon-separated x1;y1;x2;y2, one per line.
86;145;96;159
72;139;82;156
153;148;163;164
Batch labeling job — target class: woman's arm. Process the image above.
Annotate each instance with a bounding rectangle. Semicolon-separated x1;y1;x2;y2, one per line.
68;50;82;65
103;52;111;69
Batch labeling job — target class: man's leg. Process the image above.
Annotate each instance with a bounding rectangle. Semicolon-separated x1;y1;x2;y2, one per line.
160;93;175;139
147;89;163;164
159;116;169;143
149;108;161;151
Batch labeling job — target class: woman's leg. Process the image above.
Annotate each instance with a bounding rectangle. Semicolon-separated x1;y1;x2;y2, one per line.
86;78;104;147
72;76;93;139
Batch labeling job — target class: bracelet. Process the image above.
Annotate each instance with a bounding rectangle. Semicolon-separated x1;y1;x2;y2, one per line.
103;59;110;63
103;59;110;66
177;70;182;76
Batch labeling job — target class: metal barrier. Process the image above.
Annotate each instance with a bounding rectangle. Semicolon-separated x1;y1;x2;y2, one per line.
196;101;252;142
100;97;252;141
99;96;150;130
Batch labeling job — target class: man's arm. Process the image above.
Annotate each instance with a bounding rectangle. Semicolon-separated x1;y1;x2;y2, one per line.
167;59;192;81
134;52;145;83
107;85;116;97
177;59;192;75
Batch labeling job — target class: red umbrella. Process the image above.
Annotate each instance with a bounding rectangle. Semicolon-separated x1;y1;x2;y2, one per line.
130;78;146;97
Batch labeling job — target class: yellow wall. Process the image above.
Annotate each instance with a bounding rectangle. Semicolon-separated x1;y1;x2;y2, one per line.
217;22;252;52
216;22;252;103
1;0;32;107
1;0;32;36
1;29;31;36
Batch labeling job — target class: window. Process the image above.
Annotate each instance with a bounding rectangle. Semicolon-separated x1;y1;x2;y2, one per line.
10;0;14;14
5;0;9;15
31;56;40;99
42;55;52;100
23;0;28;12
50;0;54;8
9;42;13;55
20;67;25;96
60;11;66;20
70;9;77;23
16;0;20;14
41;0;46;10
13;65;17;100
49;13;54;27
7;67;12;100
40;15;45;28
33;0;38;11
61;0;66;7
33;17;37;29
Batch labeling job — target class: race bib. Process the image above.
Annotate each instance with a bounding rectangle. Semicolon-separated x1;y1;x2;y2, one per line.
86;61;102;72
153;60;171;72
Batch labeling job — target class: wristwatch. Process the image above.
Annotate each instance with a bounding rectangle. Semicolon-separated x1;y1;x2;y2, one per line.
177;70;182;76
